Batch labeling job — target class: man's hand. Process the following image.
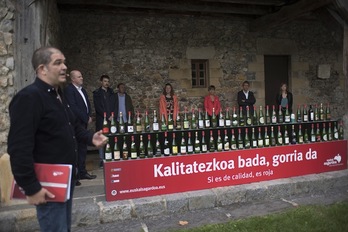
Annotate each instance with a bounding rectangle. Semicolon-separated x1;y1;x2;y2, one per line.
93;130;108;148
88;116;92;124
27;188;55;205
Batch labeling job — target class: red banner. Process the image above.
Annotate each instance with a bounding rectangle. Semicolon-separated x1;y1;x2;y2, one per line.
104;140;347;201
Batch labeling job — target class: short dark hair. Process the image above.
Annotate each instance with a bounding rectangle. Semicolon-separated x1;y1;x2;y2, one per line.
242;81;250;86
117;83;125;89
208;85;215;91
32;47;60;71
100;74;110;81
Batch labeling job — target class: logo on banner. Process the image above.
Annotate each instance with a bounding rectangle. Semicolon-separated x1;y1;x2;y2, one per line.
324;154;343;167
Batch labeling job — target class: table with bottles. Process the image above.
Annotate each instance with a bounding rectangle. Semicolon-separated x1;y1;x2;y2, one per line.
102;104;344;161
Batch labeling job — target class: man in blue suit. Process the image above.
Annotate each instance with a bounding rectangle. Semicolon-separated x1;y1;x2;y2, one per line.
65;70;96;185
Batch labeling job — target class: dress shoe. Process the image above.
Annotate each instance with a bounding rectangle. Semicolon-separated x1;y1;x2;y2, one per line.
80;173;97;180
75;180;81;186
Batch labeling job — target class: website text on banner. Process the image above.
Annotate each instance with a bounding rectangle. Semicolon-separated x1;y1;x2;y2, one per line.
104;140;347;201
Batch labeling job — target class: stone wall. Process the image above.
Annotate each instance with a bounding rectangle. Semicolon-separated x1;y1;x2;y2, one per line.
60;11;344;123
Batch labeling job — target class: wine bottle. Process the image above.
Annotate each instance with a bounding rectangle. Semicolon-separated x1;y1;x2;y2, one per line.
290;125;297;144
217;130;223;152
237;128;244;149
284;105;290;123
314;104;319;121
259;105;264;125
326;103;331;121
205;109;211;128
146;134;153;158
127;111;134;133
198;108;204;129
201;131;208;153
130;135;137;159
180;132;187;155
297;124;303;144
230;129;237;150
139;135;145;158
135;111;142;133
119;112;125;134
252;106;258;126
122;136;128;160
176;111;182;130
322;123;327;142
152;110;159;132
225;107;231;127
187;132;193;154
161;113;167;131
144;110;150;132
191;109;197;129
257;127;264;148
308;105;314;121
104;141;112;161
232;106;238;127
283;126;289;145
277;125;283;146
172;133;178;156
303;105;308;122
110;112;117;134
168;113;174;131
209;130;215;152
296;105;302;123
264;127;269;147
194;131;201;153
338;121;344;140
270;126;277;147
155;134;162;157
211;107;218;128
103;112;110;134
304;128;309;143
265;105;270;125
278;105;283;123
271;105;277;124
223;129;230;151
310;124;316;142
327;122;333;141
183;107;190;130
218;109;225;127
244;128;250;149
315;123;321;142
239;106;245;126
163;132;170;156
251;127;257;148
319;103;325;121
333;121;339;140
246;106;252;126
113;137;120;161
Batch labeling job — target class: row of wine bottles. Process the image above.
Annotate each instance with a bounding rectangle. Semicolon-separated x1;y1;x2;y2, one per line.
102;103;332;135
104;120;344;161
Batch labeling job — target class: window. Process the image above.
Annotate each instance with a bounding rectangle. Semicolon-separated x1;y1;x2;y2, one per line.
191;60;208;88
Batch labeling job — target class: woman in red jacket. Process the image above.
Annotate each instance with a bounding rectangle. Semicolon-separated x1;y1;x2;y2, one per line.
159;83;179;124
204;85;221;118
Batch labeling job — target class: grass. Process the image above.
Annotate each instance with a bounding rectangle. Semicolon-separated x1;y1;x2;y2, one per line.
173;201;348;232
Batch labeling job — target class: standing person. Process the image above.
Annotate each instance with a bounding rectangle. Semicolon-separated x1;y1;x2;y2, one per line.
65;70;96;183
237;80;256;116
276;83;293;115
204;85;221;119
115;83;134;124
159;83;179;124
7;46;108;232
93;74;115;167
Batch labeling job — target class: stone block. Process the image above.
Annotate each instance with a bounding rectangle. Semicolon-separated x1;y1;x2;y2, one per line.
186;46;215;59
209;68;223;79
186;189;216;210
164;192;189;213
131;195;166;218
73;201;100;226
213;186;247;206
100;200;132;223
248;63;264;72
292;62;309;71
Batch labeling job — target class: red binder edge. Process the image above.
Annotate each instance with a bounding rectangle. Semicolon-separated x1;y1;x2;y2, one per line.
11;163;72;202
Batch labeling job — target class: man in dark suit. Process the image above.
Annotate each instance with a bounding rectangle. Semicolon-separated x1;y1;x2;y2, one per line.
237;81;256;116
65;70;96;184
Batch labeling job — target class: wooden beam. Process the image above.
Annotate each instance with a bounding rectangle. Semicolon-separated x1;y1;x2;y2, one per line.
333;0;348;26
57;0;270;16
200;0;284;6
250;0;334;31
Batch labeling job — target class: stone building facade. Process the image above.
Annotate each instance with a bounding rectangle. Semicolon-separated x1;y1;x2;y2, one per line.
0;0;346;155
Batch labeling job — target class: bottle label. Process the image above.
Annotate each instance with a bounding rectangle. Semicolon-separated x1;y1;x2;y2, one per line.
122;151;128;159
105;152;112;160
311;135;316;142
136;125;142;132
278;138;283;144
168;124;174;130
252;141;257;147
194;146;200;153
224;143;230;151
265;139;269;146
119;125;125;133
258;140;263;147
113;151;120;160
217;143;223;151
205;120;210;127
225;120;231;127
187;146;193;153
127;125;134;133
303;115;308;122
147;150;153;157
131;152;137;159
202;144;207;152
153;123;159;131
285;116;290;122
164;148;170;155
231;143;237;150
322;134;327;141
103;127;109;134
259;117;264;124
284;137;289;144
219;119;225;127
198;120;204;128
172;146;178;155
110;126;117;134
247;118;252;125
184;121;190;129
180;146;187;154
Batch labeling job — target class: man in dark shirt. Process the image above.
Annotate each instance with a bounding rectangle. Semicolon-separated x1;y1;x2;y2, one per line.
237;80;256;116
7;47;107;232
65;70;96;182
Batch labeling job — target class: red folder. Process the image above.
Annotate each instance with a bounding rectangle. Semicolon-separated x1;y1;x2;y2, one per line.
11;163;72;202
